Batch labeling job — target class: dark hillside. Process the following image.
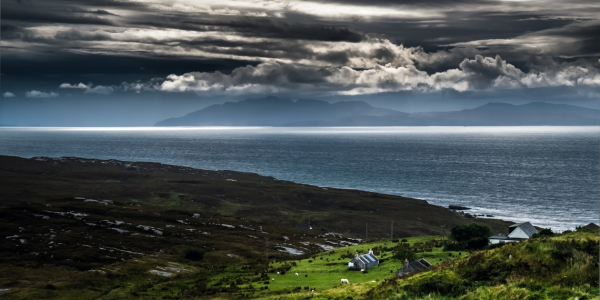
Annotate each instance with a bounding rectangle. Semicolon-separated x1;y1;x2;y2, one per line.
0;155;511;299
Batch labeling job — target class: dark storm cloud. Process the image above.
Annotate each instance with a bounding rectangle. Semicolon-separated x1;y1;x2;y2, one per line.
309;0;499;5
534;21;600;56
65;7;120;16
1;0;599;105
2;5;116;26
133;17;365;42
54;29;113;41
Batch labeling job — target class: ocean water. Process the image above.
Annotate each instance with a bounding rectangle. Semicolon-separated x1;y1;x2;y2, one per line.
0;126;598;231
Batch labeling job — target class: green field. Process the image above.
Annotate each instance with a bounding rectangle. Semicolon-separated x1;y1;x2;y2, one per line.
253;231;600;300
227;236;466;296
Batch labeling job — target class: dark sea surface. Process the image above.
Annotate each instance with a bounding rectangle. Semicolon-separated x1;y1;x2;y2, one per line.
1;126;598;231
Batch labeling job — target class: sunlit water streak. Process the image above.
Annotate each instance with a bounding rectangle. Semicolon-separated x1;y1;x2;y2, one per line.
1;126;598;231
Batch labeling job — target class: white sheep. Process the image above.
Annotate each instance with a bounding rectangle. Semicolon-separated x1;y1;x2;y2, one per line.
277;271;280;275
271;278;274;281
341;278;349;284
295;273;298;276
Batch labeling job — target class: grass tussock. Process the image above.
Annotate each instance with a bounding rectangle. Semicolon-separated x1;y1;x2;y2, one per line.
369;231;599;300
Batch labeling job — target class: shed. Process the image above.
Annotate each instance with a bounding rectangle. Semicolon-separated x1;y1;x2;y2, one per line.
348;249;379;270
295;225;312;230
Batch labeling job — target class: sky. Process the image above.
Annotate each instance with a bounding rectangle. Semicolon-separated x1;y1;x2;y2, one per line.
1;0;600;126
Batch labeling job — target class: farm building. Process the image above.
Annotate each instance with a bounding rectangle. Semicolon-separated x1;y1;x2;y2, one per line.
348;249;379;270
395;258;432;277
489;221;538;244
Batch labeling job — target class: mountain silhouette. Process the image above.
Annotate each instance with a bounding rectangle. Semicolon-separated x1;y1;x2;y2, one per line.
155;98;600;126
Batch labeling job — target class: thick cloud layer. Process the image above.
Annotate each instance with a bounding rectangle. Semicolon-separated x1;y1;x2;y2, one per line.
1;0;599;104
149;55;600;96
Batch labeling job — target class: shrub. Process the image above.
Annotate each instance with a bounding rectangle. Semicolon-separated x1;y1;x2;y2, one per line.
184;249;205;261
576;226;593;233
447;224;491;250
532;228;554;238
451;224;491;243
467;237;489;249
394;249;416;262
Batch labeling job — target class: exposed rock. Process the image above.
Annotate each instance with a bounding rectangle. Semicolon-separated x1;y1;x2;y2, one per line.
449;205;471;210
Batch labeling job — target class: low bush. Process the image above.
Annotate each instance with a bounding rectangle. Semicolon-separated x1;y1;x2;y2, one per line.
393;249;416;262
184;249;205;261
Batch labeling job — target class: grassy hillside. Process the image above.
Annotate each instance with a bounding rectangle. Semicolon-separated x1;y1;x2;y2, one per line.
256;231;599;300
236;236;465;296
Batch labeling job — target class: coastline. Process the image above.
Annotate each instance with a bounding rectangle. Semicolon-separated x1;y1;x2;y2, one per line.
0;154;514;238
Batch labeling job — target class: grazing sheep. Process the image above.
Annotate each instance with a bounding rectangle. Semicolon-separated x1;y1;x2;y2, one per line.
341;278;349;284
277;271;280;275
271;278;274;281
295;273;298;276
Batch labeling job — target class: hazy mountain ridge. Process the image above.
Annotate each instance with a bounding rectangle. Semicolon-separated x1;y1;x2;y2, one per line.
155;97;600;126
155;96;405;126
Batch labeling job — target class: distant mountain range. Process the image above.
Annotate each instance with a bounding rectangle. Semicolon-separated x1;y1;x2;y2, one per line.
155;97;600;126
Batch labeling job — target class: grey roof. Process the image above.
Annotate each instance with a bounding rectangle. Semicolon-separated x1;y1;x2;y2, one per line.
419;258;432;267
489;235;508;239
358;253;378;264
489;236;524;241
295;225;312;229
511;222;538;237
584;223;599;230
395;258;431;276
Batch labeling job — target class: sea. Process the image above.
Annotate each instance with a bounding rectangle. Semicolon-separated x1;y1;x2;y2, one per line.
0;126;598;231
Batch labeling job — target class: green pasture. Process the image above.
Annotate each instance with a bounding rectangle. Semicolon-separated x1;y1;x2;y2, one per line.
247;236;466;294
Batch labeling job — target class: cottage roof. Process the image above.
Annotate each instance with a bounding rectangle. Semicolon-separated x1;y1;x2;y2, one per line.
489;235;524;241
295;225;312;230
358;253;378;264
395;258;431;276
584;223;599;230
509;222;538;237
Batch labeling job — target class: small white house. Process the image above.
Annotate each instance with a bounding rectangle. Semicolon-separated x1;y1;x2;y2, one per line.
348;249;379;270
489;222;538;244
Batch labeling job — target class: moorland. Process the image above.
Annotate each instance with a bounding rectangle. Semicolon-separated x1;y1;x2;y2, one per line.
0;155;596;299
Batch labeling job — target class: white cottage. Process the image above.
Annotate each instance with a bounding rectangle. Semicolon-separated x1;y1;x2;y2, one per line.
348;249;379;270
489;222;538;244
